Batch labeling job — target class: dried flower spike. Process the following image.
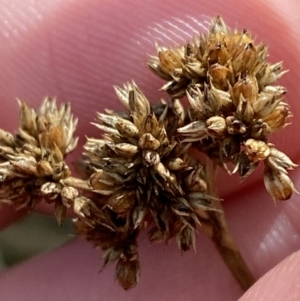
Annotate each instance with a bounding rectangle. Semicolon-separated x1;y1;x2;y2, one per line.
149;16;296;202
76;82;218;289
0;98;87;224
1;15;297;294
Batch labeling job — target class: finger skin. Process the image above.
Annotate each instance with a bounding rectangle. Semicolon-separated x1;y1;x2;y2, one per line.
239;250;300;301
0;0;300;300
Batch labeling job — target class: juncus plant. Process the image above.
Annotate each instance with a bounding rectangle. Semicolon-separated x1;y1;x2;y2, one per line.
0;1;300;298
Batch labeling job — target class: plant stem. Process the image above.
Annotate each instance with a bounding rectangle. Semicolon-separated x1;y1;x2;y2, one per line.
199;162;255;291
200;210;255;291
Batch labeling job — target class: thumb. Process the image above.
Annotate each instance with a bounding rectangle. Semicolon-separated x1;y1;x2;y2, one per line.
239;250;300;301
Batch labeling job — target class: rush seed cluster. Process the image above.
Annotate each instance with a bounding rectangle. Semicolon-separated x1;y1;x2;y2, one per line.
0;16;296;291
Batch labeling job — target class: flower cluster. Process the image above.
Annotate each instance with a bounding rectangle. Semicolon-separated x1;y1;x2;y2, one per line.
0;98;80;224
148;16;296;201
76;82;217;289
0;16;296;292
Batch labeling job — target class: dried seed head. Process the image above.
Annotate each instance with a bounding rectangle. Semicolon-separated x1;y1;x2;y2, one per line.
149;17;286;99
78;82;217;289
149;16;295;201
0;98;80;223
264;167;296;201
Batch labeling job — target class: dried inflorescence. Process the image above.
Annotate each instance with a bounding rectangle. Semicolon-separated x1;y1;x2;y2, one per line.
0;98;82;224
0;15;297;293
76;82;217;289
149;16;296;201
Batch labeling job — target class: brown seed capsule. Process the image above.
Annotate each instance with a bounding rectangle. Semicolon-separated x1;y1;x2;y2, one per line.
90;170;122;195
36;160;53;177
142;113;160;136
210;64;229;89
210;15;228;35
166;158;186;171
41;182;62;200
176;226;196;252
142;150;160;166
0;129;14;146
264;167;295;201
153;162;171;181
253;86;286;117
114;143;139;158
107;191;135;215
250;120;271;139
138;133;160;150
43;125;65;151
232;43;257;74
226;116;246;135
73;197;91;217
18;99;37;134
267;148;297;172
220;136;240;159
206;116;227;137
61;186;79;207
184;167;207;192
116;259;140;290
263;105;290;132
232;75;258;107
115;119;139;138
11;158;38;177
158;49;182;74
234;151;258;178
177;121;207;142
208;42;228;65
236;94;254;123
244;139;270;162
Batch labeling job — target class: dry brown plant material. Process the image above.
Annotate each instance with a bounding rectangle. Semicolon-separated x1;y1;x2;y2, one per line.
0;98;91;225
148;16;296;201
77;82;218;289
148;15;297;289
0;15;296;292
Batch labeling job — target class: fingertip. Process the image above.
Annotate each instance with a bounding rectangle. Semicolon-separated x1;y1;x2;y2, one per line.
239;250;300;301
